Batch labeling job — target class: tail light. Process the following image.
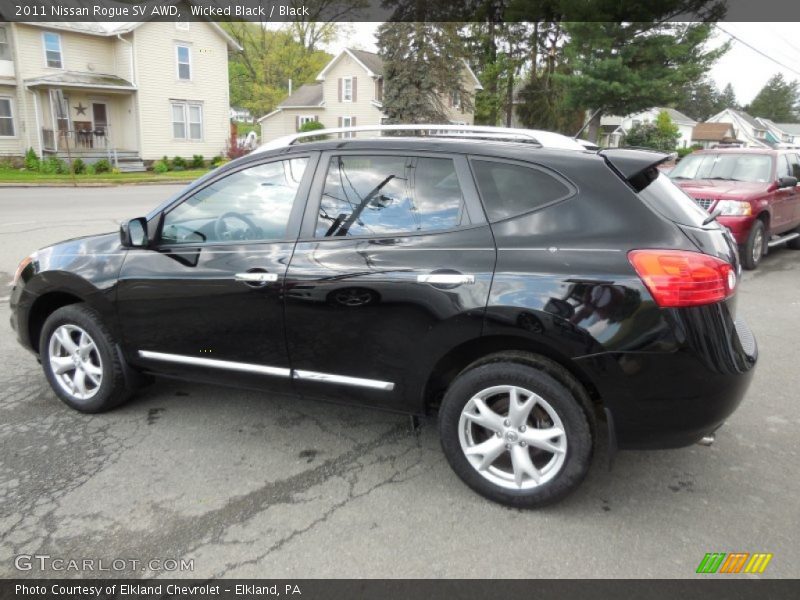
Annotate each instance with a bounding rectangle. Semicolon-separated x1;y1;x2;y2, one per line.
628;249;736;308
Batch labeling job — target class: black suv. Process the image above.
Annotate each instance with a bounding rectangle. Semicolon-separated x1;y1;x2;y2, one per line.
10;130;757;507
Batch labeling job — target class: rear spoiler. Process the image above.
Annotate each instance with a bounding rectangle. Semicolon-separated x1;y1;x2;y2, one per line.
599;148;674;191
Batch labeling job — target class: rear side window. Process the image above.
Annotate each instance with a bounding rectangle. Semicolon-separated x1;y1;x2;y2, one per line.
470;159;572;222
315;155;470;237
638;172;711;228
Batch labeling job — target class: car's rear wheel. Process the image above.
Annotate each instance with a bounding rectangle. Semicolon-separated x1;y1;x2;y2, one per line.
438;360;593;507
40;304;131;413
741;219;766;270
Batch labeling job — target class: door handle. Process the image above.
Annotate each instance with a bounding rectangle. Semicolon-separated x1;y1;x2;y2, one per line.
235;272;279;283
417;273;475;285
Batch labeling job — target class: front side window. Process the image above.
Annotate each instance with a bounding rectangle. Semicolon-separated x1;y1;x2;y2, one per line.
0;26;10;61
315;155;469;237
161;159;308;244
0;98;14;136
788;154;800;179
43;32;62;68
471;159;572;222
176;45;191;80
669;153;773;183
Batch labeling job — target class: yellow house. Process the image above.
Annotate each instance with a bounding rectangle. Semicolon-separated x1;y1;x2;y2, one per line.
259;48;483;143
0;18;240;170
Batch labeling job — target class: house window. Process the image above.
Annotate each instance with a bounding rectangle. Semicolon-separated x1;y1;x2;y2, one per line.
172;102;202;140
176;45;191;81
375;79;383;102
43;32;63;69
0;26;10;61
298;115;316;129
342;77;353;102
451;90;462;109
0;98;15;137
341;116;354;138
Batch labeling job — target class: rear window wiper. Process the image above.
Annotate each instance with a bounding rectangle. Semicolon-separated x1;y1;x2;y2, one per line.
702;208;723;226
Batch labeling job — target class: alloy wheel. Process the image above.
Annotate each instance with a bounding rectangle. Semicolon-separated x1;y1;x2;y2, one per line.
47;324;103;401
458;385;567;490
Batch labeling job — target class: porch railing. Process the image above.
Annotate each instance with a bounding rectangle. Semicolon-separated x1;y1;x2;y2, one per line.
41;126;116;164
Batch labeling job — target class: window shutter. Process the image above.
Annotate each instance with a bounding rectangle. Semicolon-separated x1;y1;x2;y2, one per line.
296;115;300;131
351;116;356;137
352;77;357;102
338;78;342;102
448;92;453;108
314;115;319;122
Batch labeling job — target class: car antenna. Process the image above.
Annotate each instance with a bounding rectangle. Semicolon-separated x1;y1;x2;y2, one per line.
574;107;604;140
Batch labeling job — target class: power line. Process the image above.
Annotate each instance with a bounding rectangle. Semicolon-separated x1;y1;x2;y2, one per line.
715;24;800;79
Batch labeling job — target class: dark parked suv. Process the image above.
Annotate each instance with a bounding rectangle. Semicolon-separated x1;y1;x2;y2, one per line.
10;127;757;507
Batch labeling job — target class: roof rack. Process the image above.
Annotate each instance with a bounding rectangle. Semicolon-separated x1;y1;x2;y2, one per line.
254;124;587;153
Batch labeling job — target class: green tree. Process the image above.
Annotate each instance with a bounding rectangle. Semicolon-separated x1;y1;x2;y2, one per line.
676;77;721;121
377;21;472;123
561;4;728;142
288;0;368;52
746;73;799;121
717;82;738;110
223;24;331;118
624;111;681;151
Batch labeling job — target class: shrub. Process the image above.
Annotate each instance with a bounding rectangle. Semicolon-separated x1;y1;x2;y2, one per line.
71;158;86;174
24;148;40;171
94;158;111;174
153;160;169;174
211;154;226;168
39;157;66;174
172;155;187;168
191;154;205;169
298;120;327;142
85;163;95;175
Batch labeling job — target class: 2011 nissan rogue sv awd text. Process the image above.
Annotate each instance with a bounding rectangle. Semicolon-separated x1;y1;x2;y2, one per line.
9;126;757;507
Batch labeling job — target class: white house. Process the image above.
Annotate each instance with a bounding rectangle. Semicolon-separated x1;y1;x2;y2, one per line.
259;48;483;142
756;118;800;148
599;108;697;149
705;109;770;148
0;14;240;169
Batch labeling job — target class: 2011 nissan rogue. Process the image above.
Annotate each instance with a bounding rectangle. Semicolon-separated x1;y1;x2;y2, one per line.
9;126;757;507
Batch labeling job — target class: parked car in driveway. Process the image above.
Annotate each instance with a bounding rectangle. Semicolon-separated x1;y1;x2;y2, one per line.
10;125;757;508
669;148;800;269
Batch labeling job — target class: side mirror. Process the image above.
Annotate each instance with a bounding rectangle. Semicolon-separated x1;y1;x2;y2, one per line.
120;217;149;248
778;176;798;188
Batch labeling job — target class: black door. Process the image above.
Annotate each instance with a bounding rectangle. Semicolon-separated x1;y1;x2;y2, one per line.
284;151;496;411
117;155;315;391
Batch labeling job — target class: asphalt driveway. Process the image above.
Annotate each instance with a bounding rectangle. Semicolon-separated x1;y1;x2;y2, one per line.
0;185;798;578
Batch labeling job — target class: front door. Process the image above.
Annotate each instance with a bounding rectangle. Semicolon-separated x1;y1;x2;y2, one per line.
284;151;496;411
774;154;798;232
116;155;315;391
92;103;107;131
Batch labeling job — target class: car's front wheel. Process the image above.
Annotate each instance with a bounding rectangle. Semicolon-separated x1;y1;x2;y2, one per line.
438;359;593;508
40;304;132;413
741;219;766;270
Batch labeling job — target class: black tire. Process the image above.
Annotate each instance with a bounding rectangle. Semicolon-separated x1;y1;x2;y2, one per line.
438;359;593;508
39;303;132;413
741;219;766;270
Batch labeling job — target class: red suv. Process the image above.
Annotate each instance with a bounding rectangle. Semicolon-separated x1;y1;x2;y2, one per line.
669;148;800;269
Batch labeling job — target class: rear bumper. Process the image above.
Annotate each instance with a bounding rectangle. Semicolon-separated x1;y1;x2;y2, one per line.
576;310;757;449
718;215;756;244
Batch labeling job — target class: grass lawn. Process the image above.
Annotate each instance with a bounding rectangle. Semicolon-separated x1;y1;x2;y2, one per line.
0;168;210;185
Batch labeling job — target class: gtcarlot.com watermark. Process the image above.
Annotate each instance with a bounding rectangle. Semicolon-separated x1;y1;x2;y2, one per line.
14;554;194;572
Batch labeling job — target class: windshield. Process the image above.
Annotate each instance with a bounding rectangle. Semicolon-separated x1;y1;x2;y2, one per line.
669;153;774;183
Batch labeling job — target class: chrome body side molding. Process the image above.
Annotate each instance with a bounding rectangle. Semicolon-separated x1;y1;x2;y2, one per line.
137;351;395;391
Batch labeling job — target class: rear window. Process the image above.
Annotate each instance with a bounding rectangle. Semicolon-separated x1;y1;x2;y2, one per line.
470;159;572;222
639;172;713;228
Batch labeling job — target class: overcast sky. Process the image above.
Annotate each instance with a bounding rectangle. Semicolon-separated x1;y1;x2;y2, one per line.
325;22;800;109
